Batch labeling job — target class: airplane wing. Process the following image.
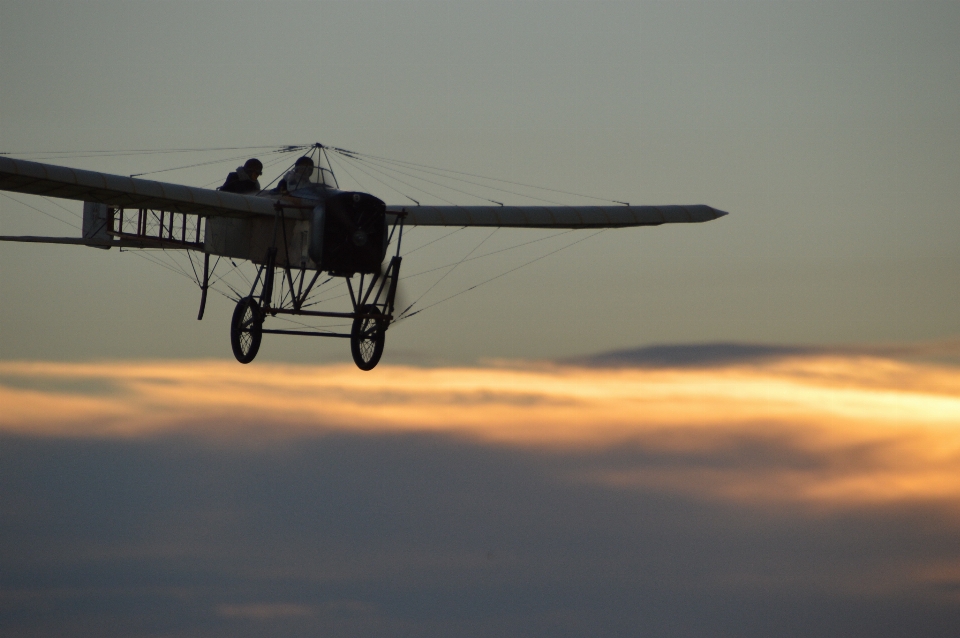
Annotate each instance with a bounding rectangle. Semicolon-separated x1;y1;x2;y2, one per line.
386;204;727;228
1;156;727;230
0;156;297;218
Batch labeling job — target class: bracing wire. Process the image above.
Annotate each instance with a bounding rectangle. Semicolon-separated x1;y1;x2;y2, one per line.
402;229;576;281
132;144;307;179
325;153;369;193
396;229;609;322
341;151;507;206
40;196;83;219
352;152;568;206
349;152;566;206
1;193;79;230
254;154;304;195
398;227;499;319
335;151;440;204
336;147;629;205
404;226;467;255
153;249;198;281
1;145;297;161
330;152;427;206
121;249;198;285
200;150;298;191
129;151;263;178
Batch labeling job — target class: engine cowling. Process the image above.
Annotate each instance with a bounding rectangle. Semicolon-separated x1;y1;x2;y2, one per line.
308;191;387;276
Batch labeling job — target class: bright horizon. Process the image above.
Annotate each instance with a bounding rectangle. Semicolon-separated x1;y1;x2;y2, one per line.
4;350;960;504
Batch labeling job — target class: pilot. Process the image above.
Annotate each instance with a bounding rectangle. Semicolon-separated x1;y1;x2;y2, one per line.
218;158;263;194
275;156;315;194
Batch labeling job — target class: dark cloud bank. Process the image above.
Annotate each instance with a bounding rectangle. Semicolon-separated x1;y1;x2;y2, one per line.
2;428;959;637
573;340;960;368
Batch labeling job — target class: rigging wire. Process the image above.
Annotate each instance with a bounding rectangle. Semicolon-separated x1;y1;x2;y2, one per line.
334;151;439;204
213;259;252;289
131;144;307;178
402;229;576;281
254;154;304;194
396;229;609;322
349;152;565;206
2;192;215;295
335;148;503;206
398;227;499;319
1;145;297;160
201;149;296;189
1;193;79;230
129;151;262;178
120;248;198;285
40;196;82;219
342;151;506;206
336;147;629;205
325;152;369;193
329;152;426;206
404;226;467;256
152;249;198;281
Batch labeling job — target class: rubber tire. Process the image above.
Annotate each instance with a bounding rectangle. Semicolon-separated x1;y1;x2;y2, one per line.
230;296;263;364
350;304;386;371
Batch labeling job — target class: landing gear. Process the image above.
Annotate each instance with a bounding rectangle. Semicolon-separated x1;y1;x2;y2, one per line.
230;296;262;364
225;208;406;370
351;305;386;371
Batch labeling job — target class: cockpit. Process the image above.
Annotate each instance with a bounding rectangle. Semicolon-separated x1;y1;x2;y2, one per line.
284;151;338;192
307;162;338;188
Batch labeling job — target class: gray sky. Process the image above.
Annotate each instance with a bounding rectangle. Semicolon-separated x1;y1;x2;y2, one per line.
2;0;959;364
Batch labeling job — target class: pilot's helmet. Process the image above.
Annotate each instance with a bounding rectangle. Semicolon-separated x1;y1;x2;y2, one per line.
243;158;263;173
294;156;315;168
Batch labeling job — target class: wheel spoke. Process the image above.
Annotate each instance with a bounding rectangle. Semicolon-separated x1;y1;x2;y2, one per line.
231;297;262;364
351;304;385;369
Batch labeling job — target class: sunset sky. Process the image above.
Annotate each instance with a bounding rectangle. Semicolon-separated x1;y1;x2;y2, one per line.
2;1;960;636
3;348;960;635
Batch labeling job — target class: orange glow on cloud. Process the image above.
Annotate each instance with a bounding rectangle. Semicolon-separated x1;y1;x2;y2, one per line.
2;355;960;506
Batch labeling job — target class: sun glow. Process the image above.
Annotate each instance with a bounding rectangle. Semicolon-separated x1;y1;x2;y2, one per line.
2;354;960;506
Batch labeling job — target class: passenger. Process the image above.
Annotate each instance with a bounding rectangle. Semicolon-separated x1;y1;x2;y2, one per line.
218;158;263;194
275;156;315;194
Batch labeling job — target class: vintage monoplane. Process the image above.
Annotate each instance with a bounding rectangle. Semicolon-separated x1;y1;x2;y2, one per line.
0;144;727;370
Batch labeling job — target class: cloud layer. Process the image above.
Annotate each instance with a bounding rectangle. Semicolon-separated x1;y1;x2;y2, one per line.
2;350;959;636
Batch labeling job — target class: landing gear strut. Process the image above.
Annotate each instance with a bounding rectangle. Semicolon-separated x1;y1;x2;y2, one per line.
227;210;405;370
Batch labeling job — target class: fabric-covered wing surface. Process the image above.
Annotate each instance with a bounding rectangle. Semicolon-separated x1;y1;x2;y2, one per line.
1;157;729;229
386;204;727;228
0;156;279;218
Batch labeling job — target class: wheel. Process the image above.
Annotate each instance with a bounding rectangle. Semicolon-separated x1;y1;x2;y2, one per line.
230;296;263;364
350;304;386;371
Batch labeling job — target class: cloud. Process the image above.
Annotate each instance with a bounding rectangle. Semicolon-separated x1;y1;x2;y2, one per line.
568;342;821;367
2;347;960;636
574;339;960;368
2;350;959;507
216;603;316;619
